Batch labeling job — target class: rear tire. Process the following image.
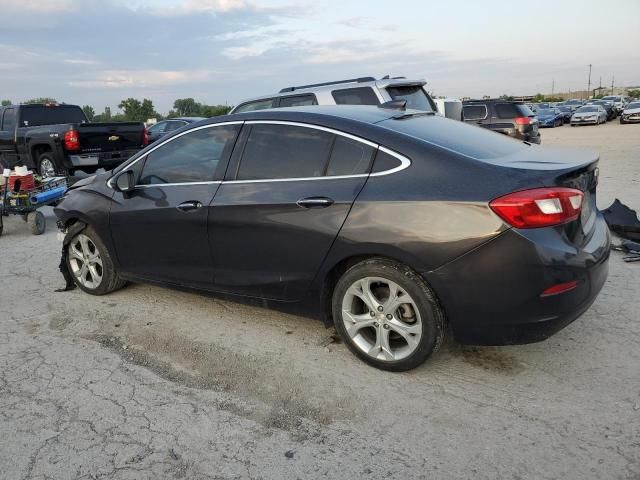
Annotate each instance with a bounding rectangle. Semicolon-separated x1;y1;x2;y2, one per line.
332;257;446;371
38;152;67;178
66;225;126;295
27;211;45;235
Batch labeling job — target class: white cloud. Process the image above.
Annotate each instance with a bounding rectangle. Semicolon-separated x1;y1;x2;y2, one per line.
68;69;210;88
0;0;73;11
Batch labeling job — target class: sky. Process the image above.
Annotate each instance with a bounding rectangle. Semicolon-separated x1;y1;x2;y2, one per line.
1;0;639;114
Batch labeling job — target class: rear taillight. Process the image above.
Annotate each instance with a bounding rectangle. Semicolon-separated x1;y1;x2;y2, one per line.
541;280;578;297
489;187;584;228
63;129;80;151
143;127;149;146
514;116;532;125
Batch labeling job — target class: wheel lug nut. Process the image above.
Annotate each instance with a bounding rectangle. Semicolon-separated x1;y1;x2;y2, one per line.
386;314;392;320
373;322;379;327
383;324;390;330
377;306;383;312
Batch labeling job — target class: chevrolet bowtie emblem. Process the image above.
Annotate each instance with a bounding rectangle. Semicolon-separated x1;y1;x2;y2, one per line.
108;135;120;141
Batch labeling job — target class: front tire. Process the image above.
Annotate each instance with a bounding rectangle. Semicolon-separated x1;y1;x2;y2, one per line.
27;211;45;235
332;258;446;371
66;226;126;295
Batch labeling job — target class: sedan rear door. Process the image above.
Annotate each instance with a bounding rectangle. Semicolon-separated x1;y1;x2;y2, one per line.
208;121;376;301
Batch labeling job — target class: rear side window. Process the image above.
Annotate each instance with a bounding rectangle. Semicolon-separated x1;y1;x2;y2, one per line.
371;149;402;173
494;103;531;119
462;105;487;120
279;95;317;108
234;99;276;113
237;124;333;180
19;106;87;127
147;122;168;134
139;125;239;185
332;87;379;106
326;136;374;176
2;108;16;131
386;86;435;112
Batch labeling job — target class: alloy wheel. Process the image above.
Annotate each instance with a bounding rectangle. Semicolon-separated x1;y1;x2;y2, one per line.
39;158;56;177
68;234;103;289
341;277;422;362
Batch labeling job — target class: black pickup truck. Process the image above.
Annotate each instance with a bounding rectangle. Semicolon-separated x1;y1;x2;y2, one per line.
0;103;147;176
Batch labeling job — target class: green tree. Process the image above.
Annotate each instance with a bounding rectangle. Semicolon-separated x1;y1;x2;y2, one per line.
200;104;232;117
1;99;11;106
173;98;201;116
82;105;95;121
627;89;640;98
23;97;58;104
117;98;158;122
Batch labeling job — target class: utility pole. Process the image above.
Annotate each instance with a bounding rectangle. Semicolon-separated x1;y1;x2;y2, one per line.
587;64;592;100
551;78;555;96
611;75;615;95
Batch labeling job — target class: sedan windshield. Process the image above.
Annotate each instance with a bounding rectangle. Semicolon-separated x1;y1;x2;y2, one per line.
537;109;555;115
626;102;640;109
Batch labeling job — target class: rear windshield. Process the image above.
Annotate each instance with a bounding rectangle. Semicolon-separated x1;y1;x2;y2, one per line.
378;114;526;160
495;103;533;118
576;106;598;112
386;86;435;112
19;105;87;127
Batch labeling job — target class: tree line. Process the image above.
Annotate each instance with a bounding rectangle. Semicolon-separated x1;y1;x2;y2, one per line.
0;97;233;123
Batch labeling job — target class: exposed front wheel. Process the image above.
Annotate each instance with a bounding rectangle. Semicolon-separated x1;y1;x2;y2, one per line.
66;226;126;295
332;258;446;371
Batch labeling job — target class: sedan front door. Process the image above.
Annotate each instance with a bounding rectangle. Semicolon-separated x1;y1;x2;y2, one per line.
109;122;241;287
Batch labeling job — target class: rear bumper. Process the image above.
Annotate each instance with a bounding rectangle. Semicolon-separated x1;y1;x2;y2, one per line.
65;149;140;170
425;215;610;345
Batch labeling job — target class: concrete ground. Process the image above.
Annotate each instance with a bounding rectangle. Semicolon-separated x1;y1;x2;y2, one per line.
1;121;639;480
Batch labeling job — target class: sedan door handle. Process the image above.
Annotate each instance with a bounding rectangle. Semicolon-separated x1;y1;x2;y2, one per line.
176;200;203;212
296;196;334;208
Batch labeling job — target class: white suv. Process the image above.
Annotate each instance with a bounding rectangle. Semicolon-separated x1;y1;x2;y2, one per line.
230;76;449;116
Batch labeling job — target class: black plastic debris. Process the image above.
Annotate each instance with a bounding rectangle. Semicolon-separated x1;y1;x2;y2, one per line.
602;199;640;241
611;239;640;263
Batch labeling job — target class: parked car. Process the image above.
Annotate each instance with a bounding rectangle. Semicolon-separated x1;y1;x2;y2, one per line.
0;103;146;176
556;105;574;123
587;100;616;120
619;101;640;124
536;108;565;127
561;99;585;111
147;117;205;144
54;105;609;371
228;75;455;117
534;102;551;110
601;95;628;114
570;105;607;125
462;99;540;144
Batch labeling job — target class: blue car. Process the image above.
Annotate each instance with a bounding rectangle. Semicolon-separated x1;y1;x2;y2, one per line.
536;108;565;128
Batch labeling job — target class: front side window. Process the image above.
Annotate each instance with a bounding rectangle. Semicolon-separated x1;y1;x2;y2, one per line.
278;95;317;108
234;99;276;113
332;87;379;106
462;105;487;120
237;124;333;180
2;108;16;131
139;124;239;185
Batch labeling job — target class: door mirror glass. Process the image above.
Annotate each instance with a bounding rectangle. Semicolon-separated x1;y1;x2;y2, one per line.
114;170;135;192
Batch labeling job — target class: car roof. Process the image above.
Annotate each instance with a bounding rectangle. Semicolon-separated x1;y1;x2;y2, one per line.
233;77;427;106
216;105;402;126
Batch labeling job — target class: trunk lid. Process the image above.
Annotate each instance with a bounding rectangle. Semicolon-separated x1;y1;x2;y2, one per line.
76;122;145;153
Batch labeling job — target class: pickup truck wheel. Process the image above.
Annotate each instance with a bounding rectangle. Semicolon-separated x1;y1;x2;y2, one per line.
38;152;66;178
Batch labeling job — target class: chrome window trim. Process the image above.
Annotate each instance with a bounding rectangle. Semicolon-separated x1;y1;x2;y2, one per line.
107;121;244;189
108;120;412;188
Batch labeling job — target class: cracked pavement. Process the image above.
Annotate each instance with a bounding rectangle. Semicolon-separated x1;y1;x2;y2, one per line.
1;122;639;479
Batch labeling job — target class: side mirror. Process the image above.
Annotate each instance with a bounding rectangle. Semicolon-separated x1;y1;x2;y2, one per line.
114;170;135;193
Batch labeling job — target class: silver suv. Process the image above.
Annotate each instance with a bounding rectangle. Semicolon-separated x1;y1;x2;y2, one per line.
230;76;439;115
